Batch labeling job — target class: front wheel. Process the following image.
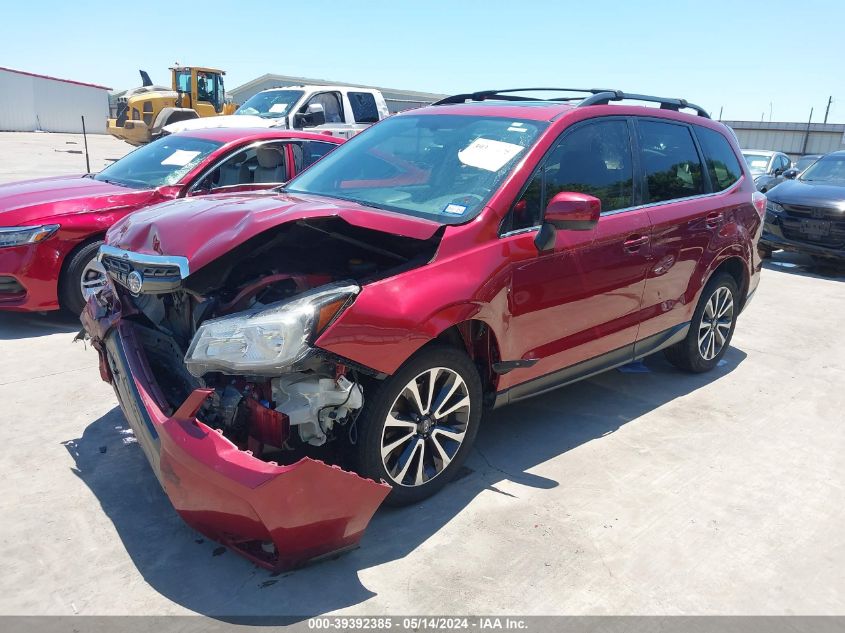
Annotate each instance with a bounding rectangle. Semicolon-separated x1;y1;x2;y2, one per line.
354;345;483;506
664;273;739;373
59;240;106;315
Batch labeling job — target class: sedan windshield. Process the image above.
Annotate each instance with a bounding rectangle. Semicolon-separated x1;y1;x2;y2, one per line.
742;152;771;176
800;154;845;184
235;90;304;118
285;114;547;223
94;136;222;189
795;155;821;172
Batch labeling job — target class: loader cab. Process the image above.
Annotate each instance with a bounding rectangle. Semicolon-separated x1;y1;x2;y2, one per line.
171;66;227;115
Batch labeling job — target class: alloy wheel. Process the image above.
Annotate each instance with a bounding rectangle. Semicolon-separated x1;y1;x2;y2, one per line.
80;258;107;302
698;286;734;361
380;367;471;487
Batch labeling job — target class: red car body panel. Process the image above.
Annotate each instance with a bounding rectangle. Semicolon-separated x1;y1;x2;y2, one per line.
107;192;441;271
0;129;342;311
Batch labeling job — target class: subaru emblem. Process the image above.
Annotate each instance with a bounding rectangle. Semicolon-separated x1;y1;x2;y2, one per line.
127;270;144;295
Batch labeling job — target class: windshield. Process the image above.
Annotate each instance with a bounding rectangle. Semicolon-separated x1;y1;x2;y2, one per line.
800;154;845;184
795;155;820;172
742;152;771;176
285;114;547;223
94;135;222;189
235;90;304;119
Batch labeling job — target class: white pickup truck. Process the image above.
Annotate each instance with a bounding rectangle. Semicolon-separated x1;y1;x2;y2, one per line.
162;85;391;139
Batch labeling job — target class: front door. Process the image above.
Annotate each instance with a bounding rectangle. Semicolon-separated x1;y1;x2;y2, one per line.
499;118;652;397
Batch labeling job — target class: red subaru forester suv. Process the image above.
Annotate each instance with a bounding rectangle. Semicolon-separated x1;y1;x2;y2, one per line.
83;89;765;570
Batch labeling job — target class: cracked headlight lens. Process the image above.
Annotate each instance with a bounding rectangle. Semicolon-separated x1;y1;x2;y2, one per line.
185;281;359;377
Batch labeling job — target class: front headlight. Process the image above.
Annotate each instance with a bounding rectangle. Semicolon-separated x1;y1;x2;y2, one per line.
0;225;60;248
184;281;359;377
766;201;785;215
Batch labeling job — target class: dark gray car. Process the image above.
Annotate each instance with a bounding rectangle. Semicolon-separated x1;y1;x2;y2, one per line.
743;149;792;192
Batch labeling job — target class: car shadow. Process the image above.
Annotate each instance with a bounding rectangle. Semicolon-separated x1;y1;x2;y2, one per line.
0;311;81;341
763;250;845;281
63;347;746;621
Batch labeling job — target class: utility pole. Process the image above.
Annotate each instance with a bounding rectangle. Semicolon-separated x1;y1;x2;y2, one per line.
718;106;723;121
769;102;773;122
823;95;833;124
801;107;814;155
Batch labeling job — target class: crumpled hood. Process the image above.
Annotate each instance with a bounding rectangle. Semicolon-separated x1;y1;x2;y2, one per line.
0;175;154;225
163;114;280;135
768;178;845;209
106;191;442;273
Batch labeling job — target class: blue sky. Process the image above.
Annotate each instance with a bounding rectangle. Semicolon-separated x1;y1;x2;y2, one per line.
1;0;841;123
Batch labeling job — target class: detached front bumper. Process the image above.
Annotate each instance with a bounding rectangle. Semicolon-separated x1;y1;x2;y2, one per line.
82;299;389;571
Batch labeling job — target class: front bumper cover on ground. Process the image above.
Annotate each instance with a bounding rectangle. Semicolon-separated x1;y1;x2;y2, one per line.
81;297;390;571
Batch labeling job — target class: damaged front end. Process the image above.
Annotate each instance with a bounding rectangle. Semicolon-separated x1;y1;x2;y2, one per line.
81;216;440;569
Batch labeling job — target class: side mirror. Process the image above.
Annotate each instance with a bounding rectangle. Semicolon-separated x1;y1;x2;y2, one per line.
782;168;799;180
533;192;600;253
545;192;601;230
773;167;785;176
155;184;183;199
294;103;326;128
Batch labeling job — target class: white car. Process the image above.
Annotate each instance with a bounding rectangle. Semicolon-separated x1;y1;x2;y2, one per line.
163;85;390;139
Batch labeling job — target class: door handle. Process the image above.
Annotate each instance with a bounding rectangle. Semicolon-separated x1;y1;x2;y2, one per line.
705;212;723;229
623;235;649;253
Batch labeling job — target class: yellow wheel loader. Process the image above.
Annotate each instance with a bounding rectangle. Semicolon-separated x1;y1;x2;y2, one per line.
107;66;237;146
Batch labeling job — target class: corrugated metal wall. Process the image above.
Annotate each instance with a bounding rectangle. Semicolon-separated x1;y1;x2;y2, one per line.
0;70;109;134
723;120;845;159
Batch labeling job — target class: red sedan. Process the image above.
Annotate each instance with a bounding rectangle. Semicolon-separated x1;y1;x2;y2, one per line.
0;128;342;314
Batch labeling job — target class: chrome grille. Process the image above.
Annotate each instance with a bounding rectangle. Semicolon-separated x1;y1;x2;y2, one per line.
98;246;189;295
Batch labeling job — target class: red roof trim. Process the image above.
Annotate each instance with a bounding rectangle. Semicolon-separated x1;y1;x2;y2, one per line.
0;67;112;91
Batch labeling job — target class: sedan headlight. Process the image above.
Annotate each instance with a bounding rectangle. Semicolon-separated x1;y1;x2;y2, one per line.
184;281;359;377
0;225;60;248
766;201;785;215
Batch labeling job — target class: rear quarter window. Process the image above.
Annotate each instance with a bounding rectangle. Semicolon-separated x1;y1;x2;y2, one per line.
695;126;743;191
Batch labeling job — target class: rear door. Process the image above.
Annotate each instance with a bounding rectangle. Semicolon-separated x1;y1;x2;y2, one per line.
635;119;743;346
499;117;653;396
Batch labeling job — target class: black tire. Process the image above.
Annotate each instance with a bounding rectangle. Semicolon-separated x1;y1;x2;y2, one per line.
664;273;739;373
58;240;103;315
354;344;483;506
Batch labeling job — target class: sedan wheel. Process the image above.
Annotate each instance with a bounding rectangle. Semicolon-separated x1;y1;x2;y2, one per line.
80;258;107;302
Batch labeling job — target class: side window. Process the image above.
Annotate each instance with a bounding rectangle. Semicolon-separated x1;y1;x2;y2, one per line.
291;141;339;173
507;120;633;232
695;126;742;192
779;155;791;171
195;142;288;191
348;92;380;123
637;120;704;203
305;92;345;123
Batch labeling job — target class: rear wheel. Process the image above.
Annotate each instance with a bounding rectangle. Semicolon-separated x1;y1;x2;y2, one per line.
664;273;739;373
59;240;105;315
354;345;482;506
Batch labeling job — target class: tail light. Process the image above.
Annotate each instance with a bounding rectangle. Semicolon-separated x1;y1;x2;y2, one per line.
752;191;766;218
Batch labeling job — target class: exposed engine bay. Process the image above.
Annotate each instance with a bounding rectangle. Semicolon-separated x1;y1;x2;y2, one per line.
107;217;440;465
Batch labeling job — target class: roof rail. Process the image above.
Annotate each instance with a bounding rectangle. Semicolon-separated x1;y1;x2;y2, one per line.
432;88;616;105
432;87;710;118
580;91;710;118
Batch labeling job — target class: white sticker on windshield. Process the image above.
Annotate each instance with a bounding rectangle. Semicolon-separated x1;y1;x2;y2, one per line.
750;160;768;168
269;103;289;113
443;203;467;215
458;138;524;172
161;150;201;166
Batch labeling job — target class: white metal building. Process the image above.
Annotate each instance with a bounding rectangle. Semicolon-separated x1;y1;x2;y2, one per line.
0;67;111;134
723;120;845;160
